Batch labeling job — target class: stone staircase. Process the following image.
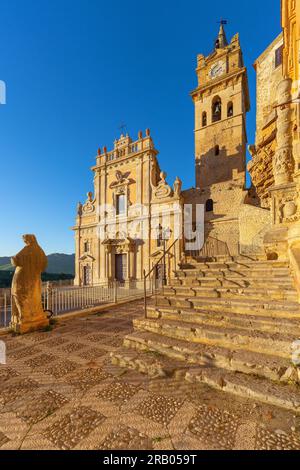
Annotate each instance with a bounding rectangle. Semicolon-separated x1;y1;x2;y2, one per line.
111;257;300;412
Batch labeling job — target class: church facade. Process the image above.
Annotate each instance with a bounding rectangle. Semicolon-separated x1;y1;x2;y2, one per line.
73;130;183;286
73;22;294;286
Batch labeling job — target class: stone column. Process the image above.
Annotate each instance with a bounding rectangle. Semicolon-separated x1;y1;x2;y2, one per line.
273;79;294;186
74;229;81;286
264;79;298;261
129;247;135;279
126;250;130;280
109;250;114;280
99;241;106;282
106;246;113;281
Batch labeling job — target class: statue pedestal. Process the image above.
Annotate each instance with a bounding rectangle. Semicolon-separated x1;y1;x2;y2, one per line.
264;225;289;261
10;313;49;335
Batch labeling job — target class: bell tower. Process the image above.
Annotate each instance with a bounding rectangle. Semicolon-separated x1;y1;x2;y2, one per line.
191;24;250;189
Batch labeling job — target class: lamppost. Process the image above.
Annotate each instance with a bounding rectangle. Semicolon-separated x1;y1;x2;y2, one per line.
158;225;171;286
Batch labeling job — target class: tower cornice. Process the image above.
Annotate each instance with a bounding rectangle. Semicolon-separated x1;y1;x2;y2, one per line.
190;67;248;99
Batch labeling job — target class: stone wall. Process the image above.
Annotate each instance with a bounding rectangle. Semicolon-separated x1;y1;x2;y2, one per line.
183;182;249;256
255;34;284;144
248;33;284;209
239;205;271;255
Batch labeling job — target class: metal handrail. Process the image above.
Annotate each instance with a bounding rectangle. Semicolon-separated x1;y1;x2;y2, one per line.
185;234;230;259
143;239;179;316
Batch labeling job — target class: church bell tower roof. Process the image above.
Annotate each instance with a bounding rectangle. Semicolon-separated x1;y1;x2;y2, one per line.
215;22;228;50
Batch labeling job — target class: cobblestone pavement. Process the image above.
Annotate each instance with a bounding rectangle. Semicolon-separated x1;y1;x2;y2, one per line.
0;300;300;450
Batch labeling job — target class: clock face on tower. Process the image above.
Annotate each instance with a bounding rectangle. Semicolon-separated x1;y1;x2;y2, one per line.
209;61;226;79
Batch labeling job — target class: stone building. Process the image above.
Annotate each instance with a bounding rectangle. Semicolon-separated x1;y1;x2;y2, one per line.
74;11;300;286
185;25;254;256
248;33;284;208
183;25;270;256
248;0;300;297
73;131;182;286
111;2;300;408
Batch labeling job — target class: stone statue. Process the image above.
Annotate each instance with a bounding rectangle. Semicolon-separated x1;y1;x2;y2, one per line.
11;235;49;334
173;176;182;197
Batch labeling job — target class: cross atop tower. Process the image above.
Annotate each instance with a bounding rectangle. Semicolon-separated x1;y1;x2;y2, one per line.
215;19;228;50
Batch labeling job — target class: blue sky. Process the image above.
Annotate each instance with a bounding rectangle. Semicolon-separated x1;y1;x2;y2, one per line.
0;0;281;256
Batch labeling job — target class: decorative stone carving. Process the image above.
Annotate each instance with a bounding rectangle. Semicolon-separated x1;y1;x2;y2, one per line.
82;192;95;214
273;186;299;224
11;235;49;334
110;171;134;189
153;172;173;200
248;142;275;208
115;170;125;184
273;146;294;185
283;200;297;218
109;171;134;210
273;79;294;186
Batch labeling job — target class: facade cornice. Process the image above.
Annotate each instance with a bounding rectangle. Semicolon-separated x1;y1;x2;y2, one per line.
92;148;158;172
197;48;229;70
72;222;98;231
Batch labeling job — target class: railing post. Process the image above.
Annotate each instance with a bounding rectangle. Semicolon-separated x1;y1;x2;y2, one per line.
173;243;177;277
4;293;7;328
143;269;147;318
114;280;118;304
46;282;52;312
163;240;167;286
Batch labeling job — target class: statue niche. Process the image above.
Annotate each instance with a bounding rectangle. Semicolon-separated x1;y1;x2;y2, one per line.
10;234;49;334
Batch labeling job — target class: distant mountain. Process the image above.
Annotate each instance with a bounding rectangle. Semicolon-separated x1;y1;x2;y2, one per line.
0;257;10;264
0;253;75;275
46;254;75;275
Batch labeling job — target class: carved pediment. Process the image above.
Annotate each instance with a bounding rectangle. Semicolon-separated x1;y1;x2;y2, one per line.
79;254;95;262
102;236;136;252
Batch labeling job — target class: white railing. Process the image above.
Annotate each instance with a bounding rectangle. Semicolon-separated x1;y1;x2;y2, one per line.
0;291;10;329
0;279;152;330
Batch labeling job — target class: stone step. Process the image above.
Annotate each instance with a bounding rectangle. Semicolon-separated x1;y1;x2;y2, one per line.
180;261;290;270
110;345;185;378
172;276;293;289
193;297;300;317
154;295;300;319
110;342;300;413
186;367;300;414
146;305;300;336
175;268;291;279
163;286;298;302
121;330;292;382
133;317;296;358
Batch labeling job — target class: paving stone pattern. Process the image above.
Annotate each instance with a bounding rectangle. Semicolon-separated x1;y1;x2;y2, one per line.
0;300;299;450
